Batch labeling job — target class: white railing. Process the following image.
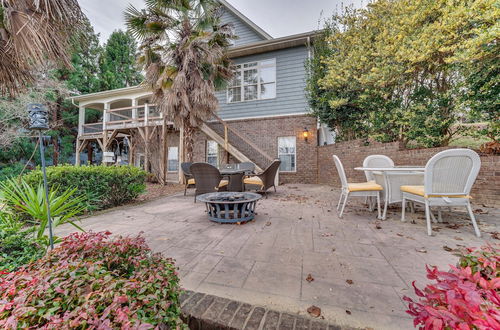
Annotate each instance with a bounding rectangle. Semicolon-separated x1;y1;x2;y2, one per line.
81;104;165;135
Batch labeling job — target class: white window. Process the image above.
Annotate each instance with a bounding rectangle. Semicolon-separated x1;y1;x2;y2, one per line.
206;140;219;167
167;147;178;172
278;136;296;172
228;59;276;103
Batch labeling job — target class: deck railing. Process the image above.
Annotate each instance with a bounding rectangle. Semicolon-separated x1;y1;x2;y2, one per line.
81;104;163;135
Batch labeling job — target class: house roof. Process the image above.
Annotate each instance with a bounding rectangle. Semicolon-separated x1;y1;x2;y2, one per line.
228;30;317;58
218;0;272;40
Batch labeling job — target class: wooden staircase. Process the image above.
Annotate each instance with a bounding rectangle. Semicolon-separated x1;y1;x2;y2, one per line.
199;115;274;172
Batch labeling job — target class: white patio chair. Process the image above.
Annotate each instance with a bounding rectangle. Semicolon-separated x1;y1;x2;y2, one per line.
400;149;481;237
363;155;394;182
362;155;394;209
333;155;382;219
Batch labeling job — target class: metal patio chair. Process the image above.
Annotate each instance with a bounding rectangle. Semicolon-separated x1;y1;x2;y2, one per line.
401;149;481;237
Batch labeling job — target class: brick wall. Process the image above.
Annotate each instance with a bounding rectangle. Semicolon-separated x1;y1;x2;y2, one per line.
193;115;318;184
317;139;500;207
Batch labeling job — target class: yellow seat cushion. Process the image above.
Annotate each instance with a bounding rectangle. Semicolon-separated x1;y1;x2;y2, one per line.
400;185;470;199
187;178;195;185
244;176;263;186
347;182;383;192
218;180;229;188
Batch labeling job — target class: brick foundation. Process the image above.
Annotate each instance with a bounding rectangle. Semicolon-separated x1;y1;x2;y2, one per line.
317;140;500;208
193;115;318;184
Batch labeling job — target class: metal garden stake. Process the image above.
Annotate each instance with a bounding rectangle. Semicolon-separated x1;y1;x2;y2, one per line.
27;103;54;249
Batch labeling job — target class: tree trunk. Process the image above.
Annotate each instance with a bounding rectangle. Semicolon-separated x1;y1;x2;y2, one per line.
87;142;93;164
52;136;59;166
183;117;195;162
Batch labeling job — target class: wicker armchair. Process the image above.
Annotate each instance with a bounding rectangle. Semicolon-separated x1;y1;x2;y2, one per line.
239;162;256;175
190;163;228;202
181;162;194;196
243;160;281;198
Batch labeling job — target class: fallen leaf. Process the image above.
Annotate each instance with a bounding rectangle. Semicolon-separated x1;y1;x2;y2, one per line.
490;232;500;240
321;232;333;237
443;246;453;252
453;236;463;241
307;305;321;318
265;221;272;226
375;222;382;230
346;279;354;285
396;233;404;237
346;310;352;315
306;274;314;283
446;224;461;230
331;248;336;252
415;248;427;253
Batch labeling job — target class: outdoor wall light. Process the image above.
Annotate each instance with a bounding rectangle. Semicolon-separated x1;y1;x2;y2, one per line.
303;127;310;142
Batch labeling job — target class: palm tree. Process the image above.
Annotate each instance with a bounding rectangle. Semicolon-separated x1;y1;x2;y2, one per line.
0;0;84;96
125;0;235;162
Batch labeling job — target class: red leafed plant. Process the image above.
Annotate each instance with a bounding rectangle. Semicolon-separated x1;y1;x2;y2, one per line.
0;231;186;329
404;244;500;330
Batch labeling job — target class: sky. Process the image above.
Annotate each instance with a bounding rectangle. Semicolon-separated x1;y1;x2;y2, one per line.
79;0;363;44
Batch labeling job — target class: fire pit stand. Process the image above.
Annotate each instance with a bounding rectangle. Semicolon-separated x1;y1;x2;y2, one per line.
196;192;262;224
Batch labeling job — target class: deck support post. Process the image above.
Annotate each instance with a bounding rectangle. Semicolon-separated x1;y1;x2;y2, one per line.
75;138;81;166
144;104;150;173
160;119;168;185
178;124;184;184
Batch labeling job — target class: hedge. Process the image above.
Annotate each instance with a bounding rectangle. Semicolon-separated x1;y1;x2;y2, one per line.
0;231;185;328
23;165;147;211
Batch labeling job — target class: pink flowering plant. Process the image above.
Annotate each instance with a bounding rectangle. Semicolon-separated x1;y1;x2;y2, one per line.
404;244;500;329
0;231;186;329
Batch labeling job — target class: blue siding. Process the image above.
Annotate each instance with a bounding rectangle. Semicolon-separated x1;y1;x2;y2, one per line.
221;9;265;46
216;46;310;120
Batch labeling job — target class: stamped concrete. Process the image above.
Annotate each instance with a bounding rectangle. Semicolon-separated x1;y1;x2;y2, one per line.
57;184;499;330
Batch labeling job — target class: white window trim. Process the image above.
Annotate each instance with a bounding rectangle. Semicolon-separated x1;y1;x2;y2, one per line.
206;140;219;167
227;58;277;104
277;136;297;173
167;146;179;173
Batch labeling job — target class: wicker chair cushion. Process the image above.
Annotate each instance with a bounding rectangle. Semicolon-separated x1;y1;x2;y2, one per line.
401;185;470;199
347;182;383;192
188;178;195;185
244;176;263;187
219;180;229;187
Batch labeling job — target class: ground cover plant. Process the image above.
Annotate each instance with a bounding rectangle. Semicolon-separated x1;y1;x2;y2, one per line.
0;231;185;329
23;165;147;211
405;244;500;329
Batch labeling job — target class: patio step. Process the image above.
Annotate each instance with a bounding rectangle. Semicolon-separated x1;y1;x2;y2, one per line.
200;115;274;172
180;290;354;330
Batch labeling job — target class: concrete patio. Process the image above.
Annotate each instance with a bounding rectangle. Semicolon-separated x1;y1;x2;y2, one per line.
57;184;498;330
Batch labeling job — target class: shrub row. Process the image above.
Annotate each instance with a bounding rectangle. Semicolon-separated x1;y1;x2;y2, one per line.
0;231;185;328
23;165;147;211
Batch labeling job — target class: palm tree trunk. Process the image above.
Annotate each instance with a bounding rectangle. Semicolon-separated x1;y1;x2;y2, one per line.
183;117;195;162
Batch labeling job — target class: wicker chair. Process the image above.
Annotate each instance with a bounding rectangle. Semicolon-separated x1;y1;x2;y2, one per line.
181;162;194;196
239;162;256;175
243;160;281;198
401;149;481;237
362;155;394;182
190;162;228;202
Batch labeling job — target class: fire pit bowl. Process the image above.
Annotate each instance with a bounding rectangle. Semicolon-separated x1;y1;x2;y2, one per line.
196;192;262;224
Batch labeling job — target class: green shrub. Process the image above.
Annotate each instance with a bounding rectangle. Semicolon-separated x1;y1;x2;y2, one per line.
0;231;185;328
0;163;26;182
23;165;147;211
0;214;44;272
0;178;84;245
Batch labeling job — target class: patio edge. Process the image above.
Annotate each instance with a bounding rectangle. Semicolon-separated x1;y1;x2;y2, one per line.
180;290;356;330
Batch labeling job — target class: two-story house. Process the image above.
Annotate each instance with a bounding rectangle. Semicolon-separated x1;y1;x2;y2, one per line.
71;0;319;184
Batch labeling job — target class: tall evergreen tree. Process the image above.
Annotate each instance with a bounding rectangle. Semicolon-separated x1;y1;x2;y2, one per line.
99;30;143;90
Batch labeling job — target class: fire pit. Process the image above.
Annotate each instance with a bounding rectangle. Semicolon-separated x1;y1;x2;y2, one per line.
196;192;262;224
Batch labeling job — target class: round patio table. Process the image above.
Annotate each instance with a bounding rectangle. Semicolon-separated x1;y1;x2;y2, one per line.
196;192;262;224
219;168;246;192
354;166;425;220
